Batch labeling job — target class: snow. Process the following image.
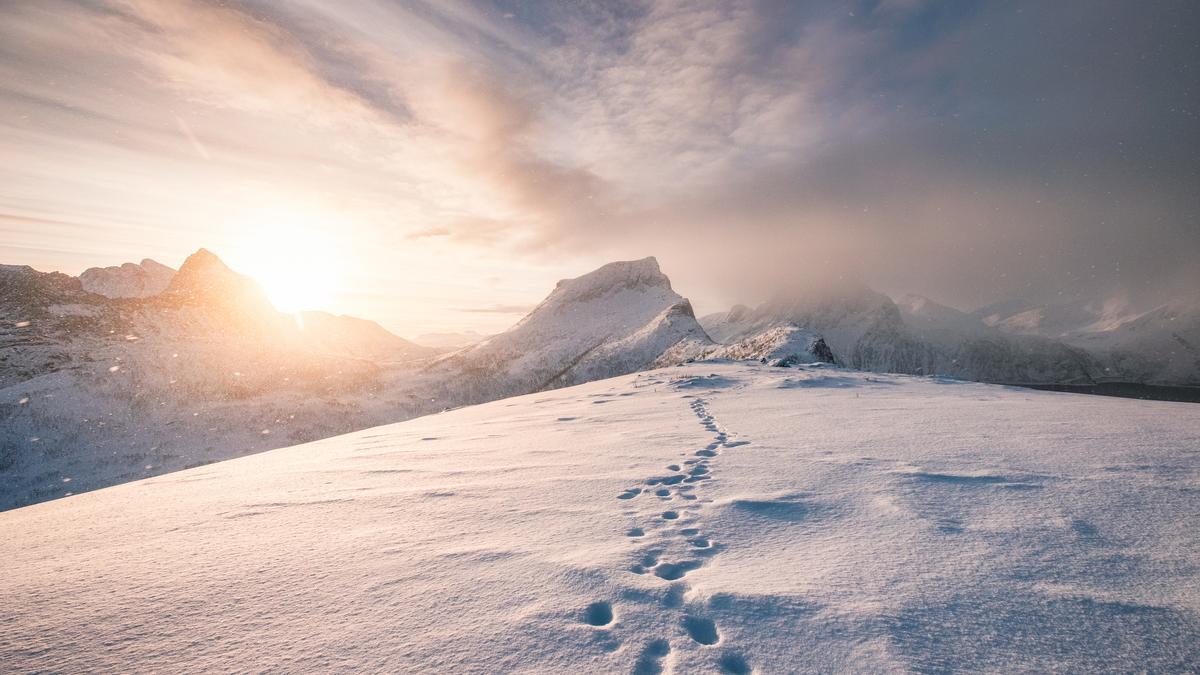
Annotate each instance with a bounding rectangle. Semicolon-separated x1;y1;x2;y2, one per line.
2;361;1197;672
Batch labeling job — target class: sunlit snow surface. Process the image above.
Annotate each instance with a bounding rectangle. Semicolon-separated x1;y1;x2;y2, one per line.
2;362;1198;672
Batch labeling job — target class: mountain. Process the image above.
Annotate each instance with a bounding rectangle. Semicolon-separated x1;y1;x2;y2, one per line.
296;311;437;362
973;295;1136;338
1066;295;1200;385
896;294;990;336
971;292;1200;385
4;361;1197;672
429;257;712;401
700;283;1103;384
79;258;175;298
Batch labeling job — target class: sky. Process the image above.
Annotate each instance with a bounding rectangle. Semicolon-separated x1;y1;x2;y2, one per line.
1;0;1197;336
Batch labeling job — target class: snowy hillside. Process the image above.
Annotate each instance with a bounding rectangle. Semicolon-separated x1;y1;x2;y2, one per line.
79;258;175;298
2;361;1197;672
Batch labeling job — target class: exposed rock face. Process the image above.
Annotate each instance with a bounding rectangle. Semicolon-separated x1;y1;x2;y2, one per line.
80;259;175;299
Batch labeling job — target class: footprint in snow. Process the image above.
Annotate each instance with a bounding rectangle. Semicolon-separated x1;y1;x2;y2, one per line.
718;652;751;674
632;639;671;675
618;488;642;500
654;560;702;581
583;601;614;627
683;615;719;645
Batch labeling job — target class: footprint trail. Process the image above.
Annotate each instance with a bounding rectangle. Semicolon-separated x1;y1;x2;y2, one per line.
595;395;753;672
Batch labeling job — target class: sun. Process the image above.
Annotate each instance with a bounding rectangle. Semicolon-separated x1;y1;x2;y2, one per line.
226;214;346;314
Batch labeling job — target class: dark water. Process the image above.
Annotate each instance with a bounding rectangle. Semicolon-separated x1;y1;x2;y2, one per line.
1016;382;1200;403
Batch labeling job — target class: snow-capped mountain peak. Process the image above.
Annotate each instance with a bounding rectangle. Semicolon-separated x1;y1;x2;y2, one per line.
540;256;671;308
435;257;711;399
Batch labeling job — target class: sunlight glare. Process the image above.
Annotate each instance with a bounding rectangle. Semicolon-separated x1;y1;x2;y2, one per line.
226;210;347;314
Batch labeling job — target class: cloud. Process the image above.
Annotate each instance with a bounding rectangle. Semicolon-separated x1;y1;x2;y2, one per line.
1;0;1197;323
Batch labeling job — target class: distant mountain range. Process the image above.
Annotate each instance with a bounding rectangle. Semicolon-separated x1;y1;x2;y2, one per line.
1;249;1196;509
701;284;1199;387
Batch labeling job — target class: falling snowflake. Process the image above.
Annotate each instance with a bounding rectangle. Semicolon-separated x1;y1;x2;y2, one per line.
108;365;121;373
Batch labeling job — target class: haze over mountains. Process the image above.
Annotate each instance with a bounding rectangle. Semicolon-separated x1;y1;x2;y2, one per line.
1;249;1197;509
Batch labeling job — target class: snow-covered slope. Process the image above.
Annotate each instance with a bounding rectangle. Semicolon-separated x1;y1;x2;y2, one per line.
2;361;1197;672
79;258;175;298
431;257;712;401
